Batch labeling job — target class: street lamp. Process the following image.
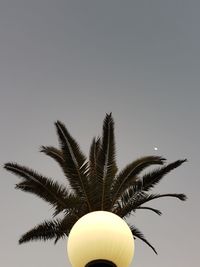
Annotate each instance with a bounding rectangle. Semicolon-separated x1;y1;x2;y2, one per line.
67;211;135;267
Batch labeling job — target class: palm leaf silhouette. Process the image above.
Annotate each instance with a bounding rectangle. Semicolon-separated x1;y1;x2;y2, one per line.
96;113;118;210
4;113;187;254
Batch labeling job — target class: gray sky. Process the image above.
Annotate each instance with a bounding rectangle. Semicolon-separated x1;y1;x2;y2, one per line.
0;0;199;266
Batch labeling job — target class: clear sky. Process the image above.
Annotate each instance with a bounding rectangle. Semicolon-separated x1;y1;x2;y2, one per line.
0;1;199;266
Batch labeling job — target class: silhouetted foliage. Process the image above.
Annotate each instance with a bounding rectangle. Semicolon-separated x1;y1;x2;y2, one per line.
4;113;187;254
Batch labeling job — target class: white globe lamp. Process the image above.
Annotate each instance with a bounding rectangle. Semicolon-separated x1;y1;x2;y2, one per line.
67;211;134;267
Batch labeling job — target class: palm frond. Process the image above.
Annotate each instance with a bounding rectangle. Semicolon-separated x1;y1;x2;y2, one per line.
111;156;165;206
4;163;79;216
55;121;91;211
142;159;187;191
129;225;157;254
140;193;187;203
19;213;78;244
40;146;64;168
19;219;62;244
96;113;118;210
135;206;162;215
117;191;186;218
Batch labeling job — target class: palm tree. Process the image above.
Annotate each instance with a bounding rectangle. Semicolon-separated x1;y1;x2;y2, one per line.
4;113;187;254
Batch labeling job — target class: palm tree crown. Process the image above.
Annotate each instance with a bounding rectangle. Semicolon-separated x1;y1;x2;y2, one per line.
4;113;187;254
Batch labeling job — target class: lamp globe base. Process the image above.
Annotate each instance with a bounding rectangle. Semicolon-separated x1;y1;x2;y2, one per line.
86;259;116;267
